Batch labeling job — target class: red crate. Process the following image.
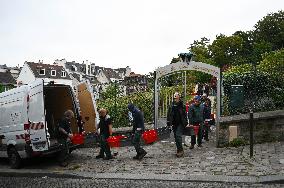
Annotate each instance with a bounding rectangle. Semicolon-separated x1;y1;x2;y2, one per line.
143;129;158;144
71;134;84;145
107;136;121;148
193;126;199;135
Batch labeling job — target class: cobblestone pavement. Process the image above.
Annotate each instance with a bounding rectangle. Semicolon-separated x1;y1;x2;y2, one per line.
63;131;284;178
0;177;282;188
0;130;283;184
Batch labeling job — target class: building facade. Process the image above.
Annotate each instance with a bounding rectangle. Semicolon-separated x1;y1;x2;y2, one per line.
124;72;148;95
17;61;72;86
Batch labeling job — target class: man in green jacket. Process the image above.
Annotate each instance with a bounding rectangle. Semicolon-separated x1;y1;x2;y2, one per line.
187;95;204;149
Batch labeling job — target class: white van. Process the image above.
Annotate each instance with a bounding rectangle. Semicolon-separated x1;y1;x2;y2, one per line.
0;79;96;168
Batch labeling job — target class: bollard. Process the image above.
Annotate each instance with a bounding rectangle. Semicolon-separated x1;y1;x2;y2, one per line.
249;110;254;158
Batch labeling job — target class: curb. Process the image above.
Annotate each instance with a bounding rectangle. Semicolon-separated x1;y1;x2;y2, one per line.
0;169;283;184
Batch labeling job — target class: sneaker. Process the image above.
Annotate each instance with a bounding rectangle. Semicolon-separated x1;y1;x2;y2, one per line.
96;155;104;159
138;151;147;160
189;145;194;149
197;144;203;147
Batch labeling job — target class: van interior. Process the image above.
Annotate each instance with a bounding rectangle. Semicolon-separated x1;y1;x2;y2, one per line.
44;85;79;143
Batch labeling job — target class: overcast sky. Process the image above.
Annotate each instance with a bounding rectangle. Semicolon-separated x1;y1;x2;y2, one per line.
0;0;283;74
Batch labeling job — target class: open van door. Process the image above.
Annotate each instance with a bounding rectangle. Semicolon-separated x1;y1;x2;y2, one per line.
28;79;49;151
77;82;96;133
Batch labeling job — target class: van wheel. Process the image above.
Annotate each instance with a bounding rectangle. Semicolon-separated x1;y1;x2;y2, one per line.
8;147;21;169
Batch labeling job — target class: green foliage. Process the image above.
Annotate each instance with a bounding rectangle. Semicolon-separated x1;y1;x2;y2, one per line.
223;49;284;114
97;92;153;128
209;34;244;68
187;38;215;84
259;49;284;108
100;83;123;100
0;85;5;93
258;49;284;77
228;137;247;147
233;31;254;64
145;72;154;92
0;84;14;93
189;37;211;62
253;10;284;51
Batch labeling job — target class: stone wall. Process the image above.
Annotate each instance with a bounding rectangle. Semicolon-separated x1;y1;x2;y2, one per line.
217;110;284;147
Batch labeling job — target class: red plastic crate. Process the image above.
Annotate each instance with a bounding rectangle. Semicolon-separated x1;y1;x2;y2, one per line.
193;126;199;135
143;129;158;144
107;136;122;148
71;134;84;145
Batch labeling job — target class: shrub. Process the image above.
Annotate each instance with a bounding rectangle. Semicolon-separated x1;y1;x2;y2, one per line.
97;92;153;128
228;137;247;147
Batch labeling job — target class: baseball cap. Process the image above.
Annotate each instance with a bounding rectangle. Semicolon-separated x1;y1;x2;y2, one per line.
194;95;201;101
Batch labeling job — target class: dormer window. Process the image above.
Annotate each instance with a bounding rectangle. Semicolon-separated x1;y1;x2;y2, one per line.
61;71;66;77
51;70;56;76
39;69;45;75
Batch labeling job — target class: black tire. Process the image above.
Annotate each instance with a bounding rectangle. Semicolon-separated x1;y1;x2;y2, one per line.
8;147;21;169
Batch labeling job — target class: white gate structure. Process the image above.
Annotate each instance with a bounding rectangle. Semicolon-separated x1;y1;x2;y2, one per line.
154;60;221;143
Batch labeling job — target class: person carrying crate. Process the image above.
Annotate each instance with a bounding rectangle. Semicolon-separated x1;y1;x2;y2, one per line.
187;95;204;149
128;103;147;160
96;108;114;160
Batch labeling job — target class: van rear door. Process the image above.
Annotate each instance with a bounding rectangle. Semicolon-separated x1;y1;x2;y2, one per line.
28;79;49;151
77;82;96;133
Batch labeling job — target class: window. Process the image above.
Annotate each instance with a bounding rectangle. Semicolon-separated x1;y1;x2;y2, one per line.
51;70;56;76
39;69;45;75
61;71;66;77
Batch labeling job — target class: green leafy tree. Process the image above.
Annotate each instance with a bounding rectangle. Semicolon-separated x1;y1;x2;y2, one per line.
258;48;284;76
146;72;154;92
188;37;215;84
258;49;284;107
233;31;254;64
100;82;122;100
209;34;244;68
253;10;284;51
189;37;211;62
97;92;153;128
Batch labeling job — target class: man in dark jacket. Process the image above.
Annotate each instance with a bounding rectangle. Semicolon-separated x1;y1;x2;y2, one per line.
96;108;113;160
57;110;74;167
167;92;187;157
128;103;147;160
187;95;204;149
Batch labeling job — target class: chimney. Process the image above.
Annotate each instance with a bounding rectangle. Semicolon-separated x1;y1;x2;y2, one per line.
85;60;89;75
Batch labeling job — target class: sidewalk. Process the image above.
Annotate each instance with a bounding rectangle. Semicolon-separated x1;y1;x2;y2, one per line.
0;130;283;184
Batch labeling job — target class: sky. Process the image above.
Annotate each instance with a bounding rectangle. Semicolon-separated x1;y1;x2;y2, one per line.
0;0;283;74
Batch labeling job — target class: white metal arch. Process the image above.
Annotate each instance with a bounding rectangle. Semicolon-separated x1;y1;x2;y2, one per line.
154;61;221;142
